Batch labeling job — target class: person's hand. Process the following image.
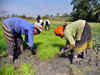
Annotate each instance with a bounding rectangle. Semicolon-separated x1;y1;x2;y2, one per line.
31;48;36;55
19;44;24;53
70;44;75;49
59;49;64;55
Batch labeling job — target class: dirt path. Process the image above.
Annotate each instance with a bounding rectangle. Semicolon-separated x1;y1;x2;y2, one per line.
0;49;100;75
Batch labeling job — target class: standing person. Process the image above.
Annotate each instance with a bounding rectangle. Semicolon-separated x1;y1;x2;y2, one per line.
35;14;44;32
36;14;41;23
44;19;50;30
2;17;36;62
54;20;92;63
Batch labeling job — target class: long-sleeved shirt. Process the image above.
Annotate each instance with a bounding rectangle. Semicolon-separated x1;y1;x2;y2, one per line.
3;17;34;48
64;20;86;46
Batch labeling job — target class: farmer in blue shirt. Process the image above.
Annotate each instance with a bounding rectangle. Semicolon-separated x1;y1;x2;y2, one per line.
2;17;36;62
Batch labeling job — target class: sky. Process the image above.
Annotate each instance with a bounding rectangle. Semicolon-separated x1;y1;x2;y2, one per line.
0;0;73;17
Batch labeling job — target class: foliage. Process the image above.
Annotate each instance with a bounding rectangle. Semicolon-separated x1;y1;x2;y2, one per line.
71;0;100;21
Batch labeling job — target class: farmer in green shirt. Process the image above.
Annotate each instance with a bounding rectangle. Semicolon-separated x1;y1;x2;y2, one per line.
55;20;92;63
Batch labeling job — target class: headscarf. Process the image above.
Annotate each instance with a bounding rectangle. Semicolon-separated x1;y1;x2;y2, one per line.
54;26;64;37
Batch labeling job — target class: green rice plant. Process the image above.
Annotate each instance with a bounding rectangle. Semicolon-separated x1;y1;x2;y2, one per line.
0;65;15;75
0;64;35;75
90;23;100;51
0;24;7;57
0;23;7;50
34;27;65;60
0;21;100;60
16;64;35;75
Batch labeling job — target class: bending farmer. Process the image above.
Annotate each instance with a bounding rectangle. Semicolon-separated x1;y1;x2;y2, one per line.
2;17;36;62
55;20;92;63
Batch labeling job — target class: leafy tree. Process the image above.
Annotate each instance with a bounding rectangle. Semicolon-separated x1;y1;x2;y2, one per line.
71;0;91;21
91;0;100;21
71;0;100;21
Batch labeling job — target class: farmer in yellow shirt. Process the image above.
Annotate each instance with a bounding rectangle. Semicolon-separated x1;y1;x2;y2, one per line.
54;20;92;63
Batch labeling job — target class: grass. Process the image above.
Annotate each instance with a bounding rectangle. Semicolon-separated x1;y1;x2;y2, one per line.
0;22;7;50
0;64;35;75
90;23;100;38
0;20;100;75
34;28;65;59
0;21;100;59
0;22;8;57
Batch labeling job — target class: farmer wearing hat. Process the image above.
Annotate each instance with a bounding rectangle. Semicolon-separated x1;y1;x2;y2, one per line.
54;20;92;63
2;17;36;62
34;14;43;33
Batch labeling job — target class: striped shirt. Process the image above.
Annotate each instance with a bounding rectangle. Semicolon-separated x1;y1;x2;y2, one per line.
2;17;34;48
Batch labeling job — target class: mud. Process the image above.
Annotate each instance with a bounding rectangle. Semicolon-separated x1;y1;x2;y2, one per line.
0;49;100;75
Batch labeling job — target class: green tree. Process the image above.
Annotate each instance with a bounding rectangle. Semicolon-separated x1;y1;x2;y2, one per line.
71;0;91;21
71;0;100;21
91;0;100;21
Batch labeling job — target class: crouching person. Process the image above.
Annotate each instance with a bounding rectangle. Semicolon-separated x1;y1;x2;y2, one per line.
2;17;36;63
54;20;92;64
34;20;43;33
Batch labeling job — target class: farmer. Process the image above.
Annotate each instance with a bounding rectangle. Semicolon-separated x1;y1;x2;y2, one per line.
44;19;50;30
36;14;41;23
2;17;36;62
54;20;92;63
34;19;43;33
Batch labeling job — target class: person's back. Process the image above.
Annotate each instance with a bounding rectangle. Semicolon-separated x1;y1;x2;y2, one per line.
64;20;85;41
2;17;34;50
3;17;34;35
2;17;36;62
65;20;85;34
